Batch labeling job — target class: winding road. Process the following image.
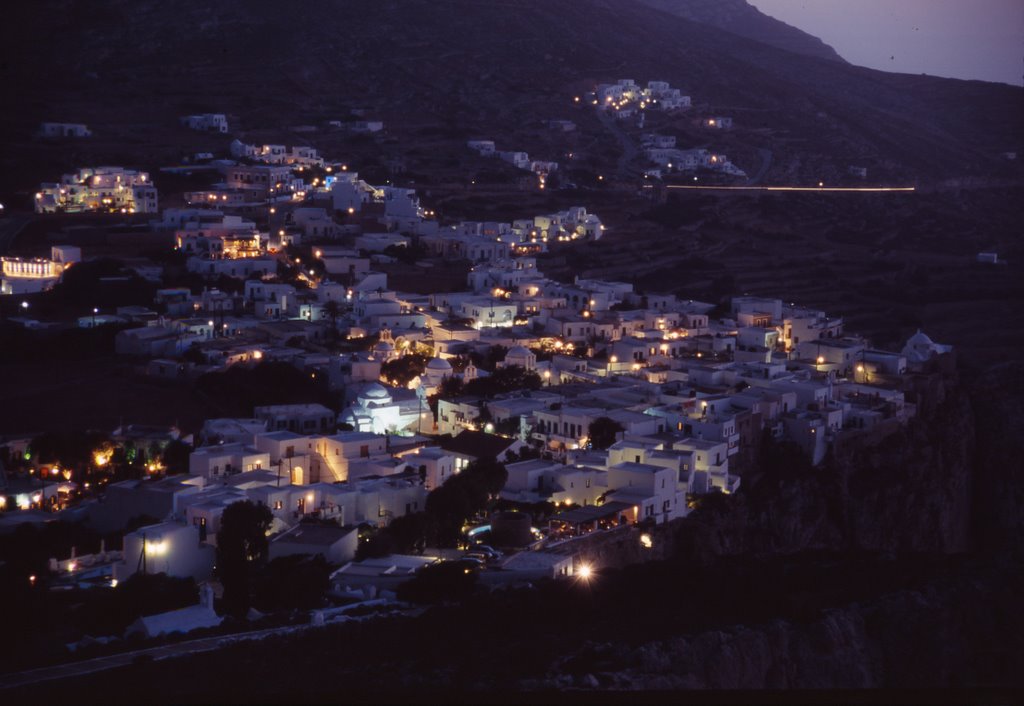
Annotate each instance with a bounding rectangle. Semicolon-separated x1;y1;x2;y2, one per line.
596;109;641;179
748;148;773;185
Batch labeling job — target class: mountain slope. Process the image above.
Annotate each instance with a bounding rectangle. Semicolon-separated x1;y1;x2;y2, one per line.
637;0;845;63
1;0;1020;180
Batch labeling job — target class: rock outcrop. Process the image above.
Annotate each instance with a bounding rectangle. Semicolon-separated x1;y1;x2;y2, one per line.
532;562;1024;690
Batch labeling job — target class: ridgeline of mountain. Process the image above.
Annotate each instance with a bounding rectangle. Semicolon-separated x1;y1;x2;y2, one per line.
637;0;846;63
1;0;1021;180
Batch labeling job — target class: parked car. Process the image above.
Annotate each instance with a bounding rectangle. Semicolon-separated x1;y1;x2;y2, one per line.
452;556;486;571
470;544;503;560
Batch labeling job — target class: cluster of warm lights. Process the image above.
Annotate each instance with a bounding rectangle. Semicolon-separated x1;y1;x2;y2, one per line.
601;94;654;113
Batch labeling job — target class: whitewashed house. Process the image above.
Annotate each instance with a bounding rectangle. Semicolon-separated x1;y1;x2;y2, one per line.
181;113;229;133
39;122;91;138
114;521;215;582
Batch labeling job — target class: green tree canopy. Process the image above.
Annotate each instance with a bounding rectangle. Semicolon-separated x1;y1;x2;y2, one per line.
588;416;625;450
216;500;273;616
381;353;430;387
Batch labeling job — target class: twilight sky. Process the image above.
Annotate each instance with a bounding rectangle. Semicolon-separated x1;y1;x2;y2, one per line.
748;0;1024;86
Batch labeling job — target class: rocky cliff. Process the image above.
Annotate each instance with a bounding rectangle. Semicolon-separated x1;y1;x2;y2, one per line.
532;559;1023;690
532;359;1023;693
673;362;975;561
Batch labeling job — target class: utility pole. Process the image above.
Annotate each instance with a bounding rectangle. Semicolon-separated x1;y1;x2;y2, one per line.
137;532;147;575
39;463;46;512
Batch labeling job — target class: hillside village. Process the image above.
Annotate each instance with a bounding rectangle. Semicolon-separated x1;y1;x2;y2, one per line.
0;93;962;649
0;0;1019;698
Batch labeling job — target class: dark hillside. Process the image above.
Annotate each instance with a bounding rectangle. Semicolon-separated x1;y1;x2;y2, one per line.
639;0;846;62
1;0;1019;187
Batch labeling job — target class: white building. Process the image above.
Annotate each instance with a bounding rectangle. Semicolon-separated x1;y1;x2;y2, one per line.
407;446;455;491
1;246;80;295
188;443;270;480
255;404;337;435
114;521;215;582
269;524;358;565
35;167;158;214
901;331;953;368
181;113;229;132
39;122;91;138
502;345;537;371
606;462;685;524
467;140;496;156
341;383;424;435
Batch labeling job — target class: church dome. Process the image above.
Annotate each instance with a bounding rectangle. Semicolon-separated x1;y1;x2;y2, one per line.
426;357;453;371
506;345;532;358
905;330;934;347
362;383;391;399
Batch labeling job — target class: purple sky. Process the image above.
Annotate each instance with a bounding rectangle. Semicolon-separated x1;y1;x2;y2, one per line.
748;0;1023;86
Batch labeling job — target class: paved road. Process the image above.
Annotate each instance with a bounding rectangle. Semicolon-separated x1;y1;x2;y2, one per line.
748;148;773;185
596;110;641;180
0;625;304;691
0;215;32;255
0;600;413;691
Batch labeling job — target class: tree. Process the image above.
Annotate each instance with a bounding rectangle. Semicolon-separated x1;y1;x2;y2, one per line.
161;440;192;475
182;343;205;365
588;417;625;450
29;430;110;470
470;345;507;372
323;300;342;329
463;365;541;398
357;511;432;559
216;500;273;617
425;457;507;546
381;353;430;387
75;572;198;637
428;376;465;416
195;361;332;416
396;560;478;604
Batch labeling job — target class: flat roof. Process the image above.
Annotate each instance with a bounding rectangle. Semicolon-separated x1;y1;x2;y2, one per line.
506;458;558;473
610;461;665;473
551;501;634;525
501;551;571;571
258;430;306;441
273;524;356;546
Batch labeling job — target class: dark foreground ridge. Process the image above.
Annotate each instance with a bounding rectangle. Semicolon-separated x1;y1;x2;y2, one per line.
7;367;1023;702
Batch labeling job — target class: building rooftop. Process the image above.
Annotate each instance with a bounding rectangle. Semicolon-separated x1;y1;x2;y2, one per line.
551;501;634;525
610;461;665;474
506;458;558;473
441;430;516;460
258;430;307;441
272;523;356;547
